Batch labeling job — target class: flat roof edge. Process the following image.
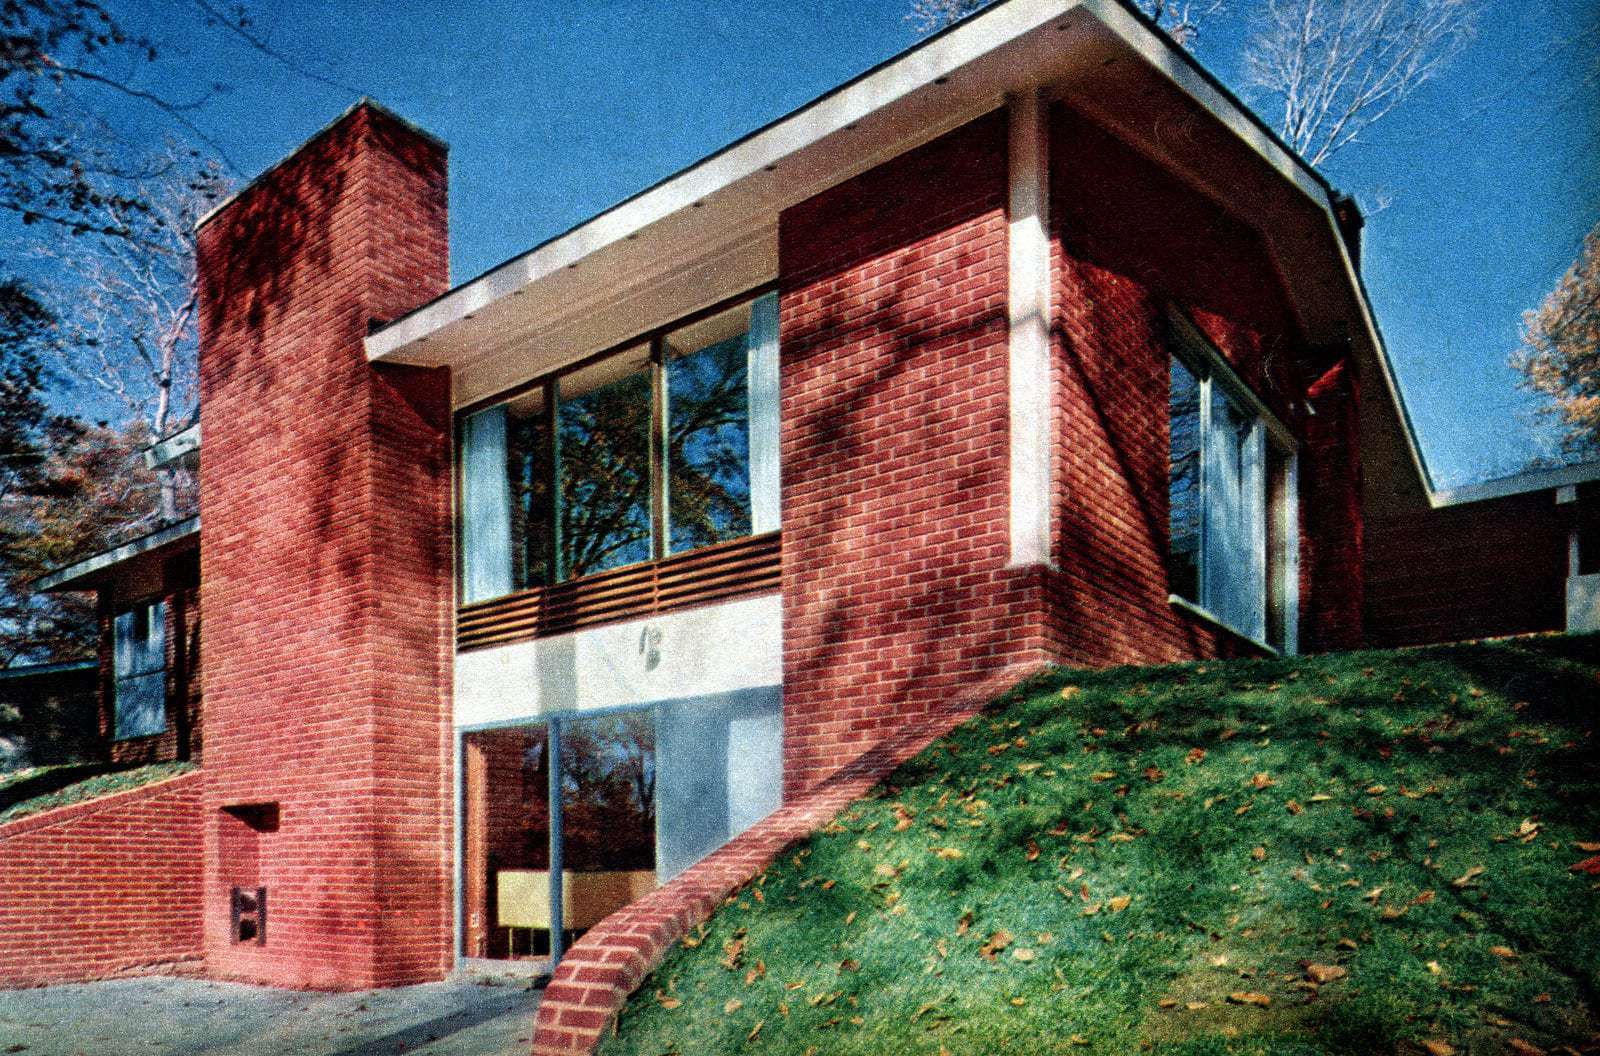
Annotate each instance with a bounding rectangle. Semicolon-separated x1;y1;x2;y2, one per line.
1431;459;1600;508
34;516;201;593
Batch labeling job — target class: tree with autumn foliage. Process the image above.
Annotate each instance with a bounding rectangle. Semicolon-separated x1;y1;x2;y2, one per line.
1511;222;1600;459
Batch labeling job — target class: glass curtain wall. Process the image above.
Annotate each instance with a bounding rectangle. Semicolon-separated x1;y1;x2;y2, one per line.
461;689;781;965
458;290;780;605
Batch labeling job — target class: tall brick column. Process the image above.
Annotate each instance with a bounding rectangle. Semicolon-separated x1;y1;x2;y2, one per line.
195;102;454;988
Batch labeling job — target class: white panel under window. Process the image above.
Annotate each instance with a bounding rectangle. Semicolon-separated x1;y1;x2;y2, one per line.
654;686;783;881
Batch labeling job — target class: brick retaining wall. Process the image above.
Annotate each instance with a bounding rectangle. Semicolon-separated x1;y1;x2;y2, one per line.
0;771;203;987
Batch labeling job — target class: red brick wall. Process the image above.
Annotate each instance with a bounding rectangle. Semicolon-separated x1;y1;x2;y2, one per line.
777;111;1049;796
1366;489;1570;646
1044;105;1362;662
195;102;454;989
0;772;203;987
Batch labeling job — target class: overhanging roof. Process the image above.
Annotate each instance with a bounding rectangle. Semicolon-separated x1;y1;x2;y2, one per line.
33;517;200;594
143;424;200;470
1430;459;1600;509
363;0;1431;499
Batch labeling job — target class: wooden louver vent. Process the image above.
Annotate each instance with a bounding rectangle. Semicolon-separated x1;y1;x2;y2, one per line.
456;531;780;651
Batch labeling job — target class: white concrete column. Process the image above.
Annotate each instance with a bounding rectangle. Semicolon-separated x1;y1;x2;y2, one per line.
1007;88;1054;568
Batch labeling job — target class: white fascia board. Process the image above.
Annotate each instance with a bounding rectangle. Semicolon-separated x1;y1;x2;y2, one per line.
1431;459;1600;509
143;423;200;470
33;516;200;593
365;0;1083;364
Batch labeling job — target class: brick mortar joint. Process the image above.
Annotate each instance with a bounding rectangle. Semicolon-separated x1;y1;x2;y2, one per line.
0;770;203;842
529;661;1045;1053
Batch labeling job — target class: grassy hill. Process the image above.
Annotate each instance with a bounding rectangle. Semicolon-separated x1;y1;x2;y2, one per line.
603;636;1600;1056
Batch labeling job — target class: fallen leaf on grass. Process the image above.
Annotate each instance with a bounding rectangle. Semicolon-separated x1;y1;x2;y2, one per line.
1489;945;1517;959
1069;1034;1089;1045
1228;992;1272;1007
1366;785;1387;796
1426;961;1442;974
1185;1001;1208;1011
1420;1041;1457;1056
1107;895;1131;913
747;1020;765;1043
725;998;744;1015
1012;948;1036;962
1286;800;1303;815
932;847;964;860
1336;938;1359;951
1144;766;1165;782
1506;1040;1546;1056
1569;855;1600;875
1157;998;1178;1009
1251;846;1267;861
1060;686;1081;700
1026;839;1041;862
655;989;681;1009
1091;771;1118;782
1450;866;1486;888
1412;890;1436;906
1251;772;1276;789
1574;841;1600;852
1305;964;1347;985
1381;906;1409;921
1308;793;1333;803
1186;748;1207;765
1010;997;1026;1007
979;930;1013;960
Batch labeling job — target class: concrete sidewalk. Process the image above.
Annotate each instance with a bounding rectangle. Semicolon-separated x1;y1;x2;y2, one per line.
0;974;540;1056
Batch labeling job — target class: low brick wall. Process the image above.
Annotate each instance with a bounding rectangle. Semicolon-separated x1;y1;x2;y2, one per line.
0;771;204;987
530;663;1043;1055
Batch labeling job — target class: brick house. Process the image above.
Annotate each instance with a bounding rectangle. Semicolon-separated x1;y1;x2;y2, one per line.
13;0;1428;1001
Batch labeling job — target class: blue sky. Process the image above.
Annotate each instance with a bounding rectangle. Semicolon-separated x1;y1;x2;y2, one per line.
51;0;1600;487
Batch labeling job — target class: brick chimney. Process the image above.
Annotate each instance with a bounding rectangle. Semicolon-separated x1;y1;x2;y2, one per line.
195;101;454;988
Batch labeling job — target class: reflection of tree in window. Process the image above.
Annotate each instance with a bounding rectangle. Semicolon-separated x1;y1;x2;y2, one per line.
1169;357;1201;602
560;712;656;873
558;349;653;579
666;304;752;554
505;390;552;588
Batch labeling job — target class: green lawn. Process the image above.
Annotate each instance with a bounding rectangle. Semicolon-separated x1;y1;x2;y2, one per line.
0;760;195;824
604;636;1600;1056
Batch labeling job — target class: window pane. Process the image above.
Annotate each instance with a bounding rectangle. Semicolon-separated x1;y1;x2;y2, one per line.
115;670;166;739
1203;384;1267;641
461;391;554;602
558;711;656;933
665;304;753;554
1168;357;1202;603
557;347;653;579
506;390;554;591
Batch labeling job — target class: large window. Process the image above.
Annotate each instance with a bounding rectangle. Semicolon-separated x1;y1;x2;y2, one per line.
113;600;167;739
459;291;780;604
1167;317;1298;652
